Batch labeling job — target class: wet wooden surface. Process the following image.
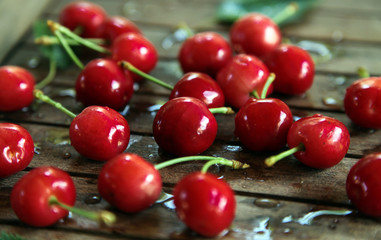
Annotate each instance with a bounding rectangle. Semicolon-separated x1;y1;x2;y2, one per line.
1;0;381;239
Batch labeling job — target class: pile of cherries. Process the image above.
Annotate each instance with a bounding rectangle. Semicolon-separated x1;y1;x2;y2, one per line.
1;0;381;237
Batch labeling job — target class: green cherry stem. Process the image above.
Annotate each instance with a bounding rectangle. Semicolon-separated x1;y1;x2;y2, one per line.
265;143;305;167
272;2;299;26
201;158;249;173
35;35;106;46
35;58;57;89
52;28;84;69
33;89;77;119
357;66;370;78
49;196;116;226
250;73;276;99
209;106;235;114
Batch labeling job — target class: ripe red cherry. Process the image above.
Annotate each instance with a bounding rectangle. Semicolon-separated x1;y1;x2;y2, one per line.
111;32;158;82
235;98;293;151
173;172;236;237
69;106;130;161
98;153;162;213
263;44;315;95
344;77;381;129
0;66;35;112
59;1;107;38
230;13;281;58
346;152;381;217
0;123;34;178
169;72;225;108
98;16;141;43
10;166;76;227
216;54;271;109
75;58;134;110
153;97;218;156
178;32;232;77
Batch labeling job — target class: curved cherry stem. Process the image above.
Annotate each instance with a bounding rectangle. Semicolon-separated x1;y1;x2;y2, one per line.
49;196;116;226
201;158;249;173
265;143;305;167
35;58;57;89
357;66;370;78
272;2;299;26
33;89;77;119
250;73;276;99
209;107;235;114
35;35;105;46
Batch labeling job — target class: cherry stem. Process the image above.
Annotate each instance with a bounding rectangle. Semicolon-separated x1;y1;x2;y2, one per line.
118;61;174;90
35;35;105;46
201;158;249;173
35;58;57;89
52;28;84;69
49;195;116;226
272;2;299;25
250;73;276;99
357;66;370;78
209;107;235;114
265;143;305;167
33;89;77;119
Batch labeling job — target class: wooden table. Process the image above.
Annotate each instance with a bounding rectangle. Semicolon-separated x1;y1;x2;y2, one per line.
1;0;381;239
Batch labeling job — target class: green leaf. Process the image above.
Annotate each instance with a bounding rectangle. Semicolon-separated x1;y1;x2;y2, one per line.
0;231;27;240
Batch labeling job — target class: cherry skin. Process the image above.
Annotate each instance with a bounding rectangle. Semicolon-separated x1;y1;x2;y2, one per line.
111;32;158;82
98;153;162;213
173;171;236;237
152;97;218;156
69;106;130;161
97;16;142;43
346;152;381;217
59;1;107;38
216;54;271;109
75;58;134;110
0;123;34;178
235;98;293;152
230;13;282;58
169;72;225;108
263;44;315;95
344;77;381;129
0;66;35;112
10;166;76;227
178;32;232;77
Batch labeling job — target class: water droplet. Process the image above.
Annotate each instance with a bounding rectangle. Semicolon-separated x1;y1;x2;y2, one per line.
126;135;143;149
162;199;176;211
147;104;163;112
45;129;70;146
322;97;339;107
295;209;352;226
283;228;293;235
282;215;294;223
57;88;75;97
331;30;344;42
296;40;332;64
253;216;272;238
254;198;281;209
123;1;142;20
28;57;40;68
334;76;346;85
224;145;243;152
156;191;173;203
85;194;102;204
62;152;71;159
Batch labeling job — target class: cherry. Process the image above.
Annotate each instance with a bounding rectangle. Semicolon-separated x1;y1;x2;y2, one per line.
178;32;232;77
111;32;158;82
346;152;381;217
69;106;130;161
98;16;142;43
344;76;381;129
59;1;107;38
265;114;350;169
216;54;271;109
173;171;236;237
75;58;134;110
263;44;315;95
0;66;35;112
0;123;34;178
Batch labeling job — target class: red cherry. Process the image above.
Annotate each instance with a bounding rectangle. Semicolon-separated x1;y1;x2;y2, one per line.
98;16;142;43
230;13;281;58
178;32;232;77
0;66;35;112
98;153;162;213
216;54;271;109
75;58;134;110
346;152;381;217
235;98;293;151
111;32;158;82
344;77;381;129
173;172;236;237
59;1;107;38
0;123;34;178
69;106;130;161
169;72;225;108
263;44;315;95
10;166;76;227
153;97;218;156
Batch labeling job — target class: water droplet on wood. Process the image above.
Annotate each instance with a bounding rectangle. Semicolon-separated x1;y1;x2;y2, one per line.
85;194;102;204
254;198;281;209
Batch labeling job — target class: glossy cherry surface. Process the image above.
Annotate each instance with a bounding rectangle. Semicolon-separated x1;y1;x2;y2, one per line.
0;66;35;112
10;166;76;227
178;32;232;77
0;123;34;178
264;44;315;95
111;32;158;82
287;114;350;168
216;54;270;109
59;1;107;38
344;77;381;129
69;106;130;161
98;153;162;213
230;13;281;58
346;152;381;217
173;171;236;237
169;72;225;108
153;97;217;156
98;16;142;43
235;98;293;151
75;58;134;110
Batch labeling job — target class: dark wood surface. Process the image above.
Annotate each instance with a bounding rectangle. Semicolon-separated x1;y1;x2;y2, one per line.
1;0;381;239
